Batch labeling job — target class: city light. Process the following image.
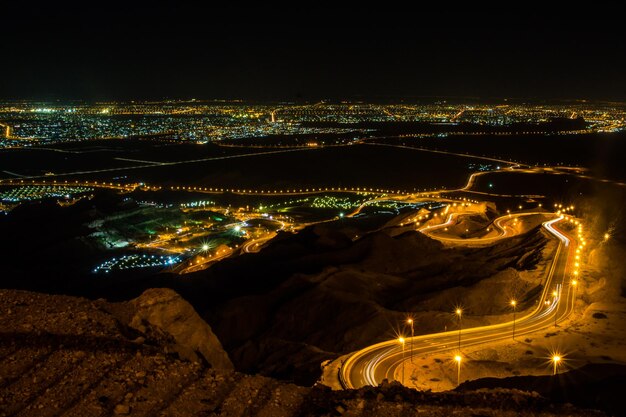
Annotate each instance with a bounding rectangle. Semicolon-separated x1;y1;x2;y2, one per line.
93;254;181;273
3;97;618;399
552;354;562;375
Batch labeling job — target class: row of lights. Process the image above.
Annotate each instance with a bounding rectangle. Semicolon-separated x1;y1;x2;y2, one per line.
171;185;413;195
395;212;588;386
0;178;137;191
93;254;180;273
1;179;485;212
397;304;565;387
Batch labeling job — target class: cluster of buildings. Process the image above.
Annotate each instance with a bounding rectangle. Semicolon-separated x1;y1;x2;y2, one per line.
0;100;624;148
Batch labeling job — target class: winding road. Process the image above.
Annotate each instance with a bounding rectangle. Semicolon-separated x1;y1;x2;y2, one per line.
422;211;545;245
339;214;577;388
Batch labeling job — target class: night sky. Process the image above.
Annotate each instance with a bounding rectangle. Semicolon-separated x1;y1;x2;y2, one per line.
2;7;625;101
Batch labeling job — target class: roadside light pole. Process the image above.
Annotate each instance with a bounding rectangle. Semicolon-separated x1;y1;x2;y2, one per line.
455;308;462;351
454;355;462;386
407;318;414;363
552;290;558;327
510;300;517;339
552;355;561;375
398;337;405;384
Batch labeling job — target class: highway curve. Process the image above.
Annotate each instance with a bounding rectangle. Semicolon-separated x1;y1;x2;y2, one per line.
422;211;544;245
340;215;577;388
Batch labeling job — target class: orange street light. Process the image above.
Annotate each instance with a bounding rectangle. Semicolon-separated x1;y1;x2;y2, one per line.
454;354;462;386
510;300;517;339
552;355;561;375
407;318;414;363
455;308;463;351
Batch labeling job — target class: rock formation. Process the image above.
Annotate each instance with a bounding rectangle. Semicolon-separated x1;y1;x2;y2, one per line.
128;288;233;370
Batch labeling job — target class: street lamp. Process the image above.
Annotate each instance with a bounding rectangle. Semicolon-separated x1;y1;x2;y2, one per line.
552;290;558;327
454;354;462;386
455;308;463;351
398;337;406;384
407;318;414;363
510;300;517;339
552;355;561;375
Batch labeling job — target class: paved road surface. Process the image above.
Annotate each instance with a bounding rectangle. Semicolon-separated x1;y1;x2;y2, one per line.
340;215;576;388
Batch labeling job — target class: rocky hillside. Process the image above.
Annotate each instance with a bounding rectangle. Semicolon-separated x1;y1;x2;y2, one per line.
0;289;605;417
172;222;553;384
0;196;555;385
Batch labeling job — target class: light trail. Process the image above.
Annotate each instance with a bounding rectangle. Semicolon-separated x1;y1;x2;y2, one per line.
339;215;576;389
422;212;546;245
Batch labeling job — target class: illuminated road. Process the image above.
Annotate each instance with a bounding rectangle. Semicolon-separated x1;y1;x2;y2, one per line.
422;212;544;245
0;179;138;192
241;232;278;254
177;247;234;274
339;215;577;388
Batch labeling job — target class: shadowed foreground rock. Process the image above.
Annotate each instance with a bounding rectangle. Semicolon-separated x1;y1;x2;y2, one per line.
458;363;626;417
0;289;605;416
128;288;233;370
